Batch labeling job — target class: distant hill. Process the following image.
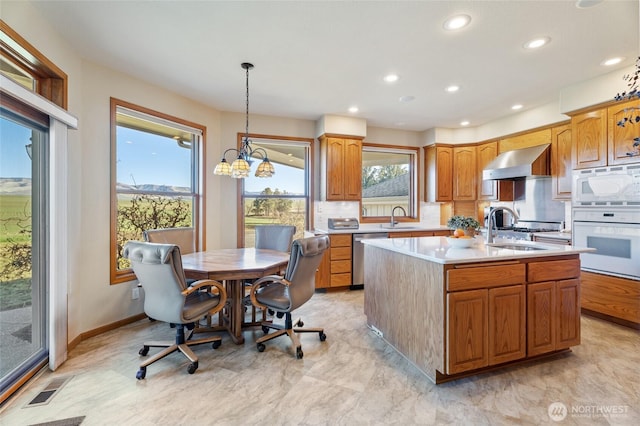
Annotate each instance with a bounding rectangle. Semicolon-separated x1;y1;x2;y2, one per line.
0;178;31;195
116;183;191;193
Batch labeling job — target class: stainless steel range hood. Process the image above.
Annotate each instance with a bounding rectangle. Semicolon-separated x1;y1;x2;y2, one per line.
482;143;550;180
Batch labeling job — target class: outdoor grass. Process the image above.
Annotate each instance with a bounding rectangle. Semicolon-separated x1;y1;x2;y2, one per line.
0;278;31;311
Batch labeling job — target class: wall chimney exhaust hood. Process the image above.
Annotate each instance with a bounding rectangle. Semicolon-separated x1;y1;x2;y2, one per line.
483;143;551;180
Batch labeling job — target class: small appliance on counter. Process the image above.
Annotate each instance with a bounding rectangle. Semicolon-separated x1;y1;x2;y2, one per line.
328;217;359;230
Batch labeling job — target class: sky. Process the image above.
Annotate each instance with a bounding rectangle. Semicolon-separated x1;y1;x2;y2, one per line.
0;116;33;178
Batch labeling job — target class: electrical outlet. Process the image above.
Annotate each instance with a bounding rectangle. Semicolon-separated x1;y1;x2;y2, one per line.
131;287;140;300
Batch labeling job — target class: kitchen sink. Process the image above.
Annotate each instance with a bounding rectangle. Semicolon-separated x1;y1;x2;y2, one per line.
379;225;419;230
488;243;547;251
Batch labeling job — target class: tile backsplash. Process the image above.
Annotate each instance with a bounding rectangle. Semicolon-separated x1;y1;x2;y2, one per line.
314;201;443;230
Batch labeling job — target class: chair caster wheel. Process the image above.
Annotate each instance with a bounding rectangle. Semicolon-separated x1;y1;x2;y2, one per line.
319;332;327;342
296;347;303;359
262;325;270;334
136;367;146;380
139;346;149;356
187;362;198;374
296;320;304;327
276;312;284;319
257;343;266;352
212;340;221;349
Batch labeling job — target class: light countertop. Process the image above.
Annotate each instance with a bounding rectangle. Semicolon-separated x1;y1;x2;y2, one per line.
314;224;450;235
362;236;592;265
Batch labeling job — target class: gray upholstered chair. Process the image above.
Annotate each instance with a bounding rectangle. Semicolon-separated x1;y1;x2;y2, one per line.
249;235;329;359
143;227;196;254
246;225;297;322
254;225;296;252
123;241;226;379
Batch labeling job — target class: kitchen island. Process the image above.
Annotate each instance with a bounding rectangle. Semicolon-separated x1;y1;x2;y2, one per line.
363;236;593;384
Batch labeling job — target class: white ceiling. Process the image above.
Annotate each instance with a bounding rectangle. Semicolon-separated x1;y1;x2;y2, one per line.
29;0;639;131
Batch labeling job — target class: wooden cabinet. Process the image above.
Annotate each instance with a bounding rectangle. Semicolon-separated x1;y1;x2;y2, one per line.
329;234;352;287
527;259;581;356
572;109;608;169
446;262;527;374
551;123;573;200
447;289;488;374
315;243;331;289
608;99;640;165
499;129;551;152
452;146;476;200
580;270;640;326
476;141;514;201
424;145;453;202
319;135;362;200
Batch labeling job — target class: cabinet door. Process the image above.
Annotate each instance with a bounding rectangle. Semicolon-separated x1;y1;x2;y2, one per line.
477;142;498;200
556;279;580;349
343;139;362;200
527;281;556;356
425;146;453;202
489;285;526;365
572;109;607;169
315;248;330;289
453;146;476;200
551;124;573;200
608;99;640;165
325;138;345;200
447;289;488;374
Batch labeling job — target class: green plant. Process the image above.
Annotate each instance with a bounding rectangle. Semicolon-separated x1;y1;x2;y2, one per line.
614;56;640;157
446;215;480;230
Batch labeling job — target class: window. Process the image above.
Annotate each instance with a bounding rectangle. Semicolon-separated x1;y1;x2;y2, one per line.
1;21;67;108
361;143;419;221
110;98;204;284
239;135;313;247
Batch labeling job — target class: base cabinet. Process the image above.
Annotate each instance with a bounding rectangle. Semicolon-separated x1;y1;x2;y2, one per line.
527;279;580;356
329;234;352;287
447;284;526;374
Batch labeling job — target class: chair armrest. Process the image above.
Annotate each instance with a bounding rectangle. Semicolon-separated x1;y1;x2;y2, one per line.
182;279;227;303
249;275;291;310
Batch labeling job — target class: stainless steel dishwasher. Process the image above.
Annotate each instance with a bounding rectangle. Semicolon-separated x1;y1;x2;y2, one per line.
352;232;389;289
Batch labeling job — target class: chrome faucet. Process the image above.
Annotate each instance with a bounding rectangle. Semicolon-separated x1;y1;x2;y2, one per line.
486;206;519;244
390;206;407;228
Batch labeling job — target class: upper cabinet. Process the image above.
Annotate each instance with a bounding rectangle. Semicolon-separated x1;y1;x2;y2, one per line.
572;109;608;169
425;145;453;202
608;99;640;165
452;146;476;200
551;123;572;200
319;135;362;201
572;99;640;169
476;141;514;201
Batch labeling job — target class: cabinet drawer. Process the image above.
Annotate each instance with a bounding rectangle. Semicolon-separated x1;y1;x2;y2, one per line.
330;246;352;260
331;259;351;274
432;230;452;236
389;231;414;238
447;263;525;292
528;259;580;282
330;273;352;286
330;234;352;247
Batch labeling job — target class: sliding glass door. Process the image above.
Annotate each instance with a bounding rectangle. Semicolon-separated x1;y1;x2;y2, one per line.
0;108;48;395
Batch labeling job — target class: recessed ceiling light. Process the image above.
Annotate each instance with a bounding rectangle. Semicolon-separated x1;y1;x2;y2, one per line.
601;57;624;66
348;106;359;113
575;0;603;9
512;104;523;110
399;95;415;103
443;14;471;31
446;85;460;93
383;74;399;83
460;120;470;126
524;37;551;49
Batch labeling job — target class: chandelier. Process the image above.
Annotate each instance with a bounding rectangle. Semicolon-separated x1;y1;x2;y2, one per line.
213;62;275;178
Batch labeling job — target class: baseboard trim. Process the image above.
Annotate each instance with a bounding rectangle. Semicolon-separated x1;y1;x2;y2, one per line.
68;313;147;352
581;308;640;330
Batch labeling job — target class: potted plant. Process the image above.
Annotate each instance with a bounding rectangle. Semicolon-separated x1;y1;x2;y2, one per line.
446;215;480;236
614;56;640;157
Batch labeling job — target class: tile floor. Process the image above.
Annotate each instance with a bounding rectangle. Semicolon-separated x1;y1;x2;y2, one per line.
1;290;639;425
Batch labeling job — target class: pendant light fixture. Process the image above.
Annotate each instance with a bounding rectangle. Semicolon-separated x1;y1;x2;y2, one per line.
214;62;275;178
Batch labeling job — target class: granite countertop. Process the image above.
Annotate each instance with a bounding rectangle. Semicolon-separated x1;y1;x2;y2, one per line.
362;236;592;265
314;223;450;234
